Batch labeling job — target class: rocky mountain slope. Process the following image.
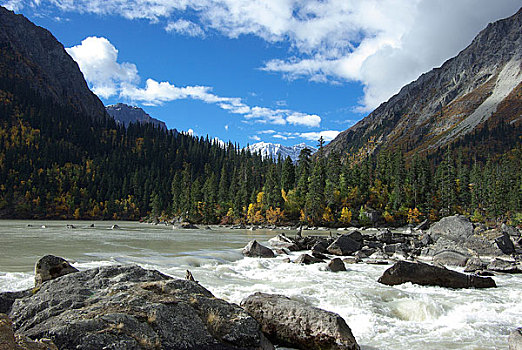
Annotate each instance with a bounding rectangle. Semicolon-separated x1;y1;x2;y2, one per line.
246;142;317;162
106;103;167;129
325;7;522;159
0;6;106;119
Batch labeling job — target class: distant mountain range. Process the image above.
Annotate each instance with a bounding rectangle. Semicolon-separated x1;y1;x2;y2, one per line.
246;142;317;162
324;7;522;159
106;103;167;130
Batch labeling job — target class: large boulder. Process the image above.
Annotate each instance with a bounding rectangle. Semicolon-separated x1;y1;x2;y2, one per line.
242;240;275;258
294;254;324;265
0;313;58;350
494;233;516;255
509;328;522;350
8;265;273;350
432;250;469;267
327;235;362;256
34;255;78;288
378;261;496;289
427;215;508;256
327;258;346;272
0;290;32;314
241;293;359;350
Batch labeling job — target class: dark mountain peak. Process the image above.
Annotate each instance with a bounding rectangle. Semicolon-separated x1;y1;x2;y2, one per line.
325;7;522;159
106;103;167;130
0;6;106;119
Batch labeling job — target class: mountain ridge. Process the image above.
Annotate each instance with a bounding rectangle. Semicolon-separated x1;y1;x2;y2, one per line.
324;7;522;159
106;103;167;130
246;142;317;162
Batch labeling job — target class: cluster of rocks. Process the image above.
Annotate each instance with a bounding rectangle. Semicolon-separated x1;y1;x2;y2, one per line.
0;255;360;350
242;215;522;278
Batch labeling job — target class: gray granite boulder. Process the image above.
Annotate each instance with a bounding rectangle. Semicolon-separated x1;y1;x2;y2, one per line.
241;293;359;350
8;265;273;350
327;235;362;256
378;260;496;289
242;240;275;258
34;255;78;288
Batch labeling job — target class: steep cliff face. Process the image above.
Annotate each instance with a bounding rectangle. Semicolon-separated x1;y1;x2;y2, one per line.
325;8;522;158
106;103;167;130
0;6;106;119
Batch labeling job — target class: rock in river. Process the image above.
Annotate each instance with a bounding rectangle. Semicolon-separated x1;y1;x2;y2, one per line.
8;265;273;350
378;260;496;289
509;328;522;350
34;255;78;288
327;234;362;256
241;292;359;350
327;258;346;272
242;240;275;258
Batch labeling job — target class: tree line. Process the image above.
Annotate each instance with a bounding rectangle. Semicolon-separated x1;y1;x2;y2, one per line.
0;62;520;226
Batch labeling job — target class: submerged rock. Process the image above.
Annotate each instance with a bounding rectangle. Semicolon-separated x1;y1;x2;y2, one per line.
378;260;496;289
241;292;359;350
242;240;275;258
34;255;78;288
180;222;199;229
9;265;272;350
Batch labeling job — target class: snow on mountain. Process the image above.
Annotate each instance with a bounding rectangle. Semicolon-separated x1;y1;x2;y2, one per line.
246;142;317;162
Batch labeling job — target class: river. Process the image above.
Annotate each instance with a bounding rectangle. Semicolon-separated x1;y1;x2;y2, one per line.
0;220;520;349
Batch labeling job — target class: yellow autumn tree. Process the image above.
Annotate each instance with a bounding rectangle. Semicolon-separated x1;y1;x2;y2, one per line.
408;207;422;224
322;207;334;224
339;207;352;224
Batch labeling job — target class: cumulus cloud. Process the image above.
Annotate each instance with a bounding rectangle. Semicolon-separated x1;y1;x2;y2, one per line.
66;37;138;99
67;36;321;127
165;19;205;37
34;0;520;111
1;0;24;11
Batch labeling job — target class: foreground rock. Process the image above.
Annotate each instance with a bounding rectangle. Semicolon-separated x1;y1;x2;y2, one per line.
378;261;496;289
294;254;324;265
327;258;346;272
241;293;359;350
268;234;300;251
242;240;275;258
9;265;273;350
327;234;362;256
34;255;78;288
509;328;522;350
0;313;57;350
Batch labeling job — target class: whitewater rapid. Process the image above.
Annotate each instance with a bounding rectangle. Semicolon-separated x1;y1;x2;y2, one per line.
0;221;520;349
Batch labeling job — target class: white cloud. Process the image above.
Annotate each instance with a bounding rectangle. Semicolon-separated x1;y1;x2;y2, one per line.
165;19;205;37
249;135;261;141
67;37;321;127
38;0;520;112
1;0;24;11
299;130;340;142
66;37;138;99
224;124;229;131
186;128;194;135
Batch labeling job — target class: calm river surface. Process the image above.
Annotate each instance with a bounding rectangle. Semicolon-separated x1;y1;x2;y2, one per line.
0;220;520;349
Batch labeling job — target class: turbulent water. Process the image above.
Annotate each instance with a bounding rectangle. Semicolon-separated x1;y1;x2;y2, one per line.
0;220;520;349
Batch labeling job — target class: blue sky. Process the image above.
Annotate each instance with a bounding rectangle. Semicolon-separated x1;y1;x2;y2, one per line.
2;0;520;147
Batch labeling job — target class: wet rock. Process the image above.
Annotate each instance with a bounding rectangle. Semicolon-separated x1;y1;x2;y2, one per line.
464;257;487;273
242;240;275;258
9;265;272;350
241;292;359;350
487;258;521;273
432;250;469;267
378;260;496;289
311;240;329;254
110;224;120;230
327;258;346;272
508;328;522;350
294;254;324;265
268;234;300;251
311;251;329;260
34;255;78;288
366;259;390;265
180;222;199;229
327;235;362;256
502;223;520;237
494;233;516;255
0;313;58;350
420;234;433;246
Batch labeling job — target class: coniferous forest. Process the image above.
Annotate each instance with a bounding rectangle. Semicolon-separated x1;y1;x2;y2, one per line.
0;54;521;226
